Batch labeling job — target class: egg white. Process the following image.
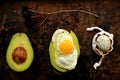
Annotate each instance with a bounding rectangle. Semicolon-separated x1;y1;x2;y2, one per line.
52;29;78;70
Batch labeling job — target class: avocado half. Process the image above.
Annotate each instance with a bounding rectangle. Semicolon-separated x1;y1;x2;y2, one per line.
6;33;34;72
49;30;80;72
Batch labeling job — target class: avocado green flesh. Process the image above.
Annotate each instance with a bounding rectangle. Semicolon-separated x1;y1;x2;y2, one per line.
6;33;34;72
49;30;80;72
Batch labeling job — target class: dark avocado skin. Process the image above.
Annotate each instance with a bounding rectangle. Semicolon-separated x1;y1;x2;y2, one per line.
49;30;80;72
6;33;34;72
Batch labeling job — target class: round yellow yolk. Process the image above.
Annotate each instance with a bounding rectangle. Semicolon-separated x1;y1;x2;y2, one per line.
59;39;73;55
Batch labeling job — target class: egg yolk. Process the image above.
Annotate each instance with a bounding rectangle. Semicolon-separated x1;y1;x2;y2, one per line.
59;39;73;55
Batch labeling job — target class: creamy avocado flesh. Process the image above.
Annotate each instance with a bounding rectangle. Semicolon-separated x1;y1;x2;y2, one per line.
6;33;34;72
49;30;80;72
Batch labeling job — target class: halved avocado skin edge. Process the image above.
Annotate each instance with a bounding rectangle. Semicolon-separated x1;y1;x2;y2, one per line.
6;33;34;72
49;30;80;72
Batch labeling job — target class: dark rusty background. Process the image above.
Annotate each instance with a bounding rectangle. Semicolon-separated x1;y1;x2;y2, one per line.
0;1;120;80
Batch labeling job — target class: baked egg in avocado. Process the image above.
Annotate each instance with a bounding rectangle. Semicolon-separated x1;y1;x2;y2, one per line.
49;29;80;72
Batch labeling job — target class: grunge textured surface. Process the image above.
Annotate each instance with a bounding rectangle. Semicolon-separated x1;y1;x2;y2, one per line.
0;1;120;80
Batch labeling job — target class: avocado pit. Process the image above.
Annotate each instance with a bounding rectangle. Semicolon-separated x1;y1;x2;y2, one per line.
12;47;27;64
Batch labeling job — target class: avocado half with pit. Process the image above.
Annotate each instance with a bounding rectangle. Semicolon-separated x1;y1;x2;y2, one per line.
6;33;34;72
49;30;80;72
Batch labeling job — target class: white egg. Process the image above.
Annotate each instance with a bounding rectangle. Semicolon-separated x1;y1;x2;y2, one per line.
96;35;111;52
52;29;78;70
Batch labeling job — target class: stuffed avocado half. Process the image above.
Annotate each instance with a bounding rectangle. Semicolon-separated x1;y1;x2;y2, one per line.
49;29;80;72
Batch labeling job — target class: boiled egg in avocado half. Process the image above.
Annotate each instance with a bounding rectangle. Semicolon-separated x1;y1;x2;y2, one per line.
49;29;80;72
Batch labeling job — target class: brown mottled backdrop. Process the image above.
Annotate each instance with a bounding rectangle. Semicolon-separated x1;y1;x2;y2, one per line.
0;0;120;80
